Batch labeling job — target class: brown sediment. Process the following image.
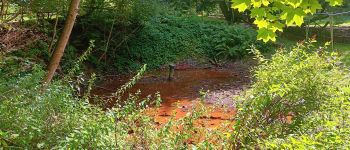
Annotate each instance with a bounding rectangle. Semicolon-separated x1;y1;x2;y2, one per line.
144;98;236;128
92;61;251;129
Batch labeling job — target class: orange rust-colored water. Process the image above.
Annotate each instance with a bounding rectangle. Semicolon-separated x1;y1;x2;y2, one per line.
94;69;239;99
92;68;248;128
145;98;236;128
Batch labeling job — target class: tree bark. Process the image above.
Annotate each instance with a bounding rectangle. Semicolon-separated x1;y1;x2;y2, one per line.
219;1;233;24
1;0;5;20
218;0;245;24
43;0;81;85
47;12;59;54
1;0;9;20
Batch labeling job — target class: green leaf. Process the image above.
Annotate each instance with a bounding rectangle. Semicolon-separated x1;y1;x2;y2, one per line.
280;8;305;26
268;22;284;32
254;18;269;28
231;0;251;12
257;28;276;42
308;0;322;13
326;0;343;6
251;8;266;18
292;13;304;26
251;0;262;7
286;0;303;8
232;0;343;42
262;0;270;6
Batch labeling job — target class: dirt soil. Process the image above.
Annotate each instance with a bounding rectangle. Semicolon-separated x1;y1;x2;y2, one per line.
0;23;47;53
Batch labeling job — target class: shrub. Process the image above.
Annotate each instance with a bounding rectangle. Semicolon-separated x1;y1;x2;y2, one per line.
123;15;271;70
0;62;114;148
0;56;231;149
71;0;164;72
231;41;350;149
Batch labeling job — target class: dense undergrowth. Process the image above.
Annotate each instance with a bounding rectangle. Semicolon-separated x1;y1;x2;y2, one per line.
3;0;271;73
232;41;350;149
10;15;271;73
121;16;268;68
1;41;349;149
125;15;270;70
72;14;271;72
0;56;230;149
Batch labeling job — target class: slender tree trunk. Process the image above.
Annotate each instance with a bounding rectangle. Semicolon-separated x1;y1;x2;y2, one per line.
44;0;81;85
4;1;8;20
20;6;24;23
1;0;5;20
218;1;233;24
47;12;59;54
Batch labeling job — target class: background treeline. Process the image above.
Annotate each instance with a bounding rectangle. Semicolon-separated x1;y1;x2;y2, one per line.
1;0;270;73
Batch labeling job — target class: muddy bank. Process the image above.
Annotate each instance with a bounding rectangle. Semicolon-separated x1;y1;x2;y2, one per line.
145;98;237;129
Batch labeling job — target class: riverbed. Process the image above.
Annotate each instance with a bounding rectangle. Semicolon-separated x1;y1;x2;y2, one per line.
92;61;252;128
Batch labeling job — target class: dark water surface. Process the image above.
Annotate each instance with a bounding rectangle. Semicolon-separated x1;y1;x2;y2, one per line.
92;68;243;104
92;64;251;128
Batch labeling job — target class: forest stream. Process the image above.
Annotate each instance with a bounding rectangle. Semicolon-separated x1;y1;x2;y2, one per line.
92;61;252;128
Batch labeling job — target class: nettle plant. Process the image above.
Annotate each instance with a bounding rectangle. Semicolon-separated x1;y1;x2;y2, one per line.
231;41;350;148
232;0;344;42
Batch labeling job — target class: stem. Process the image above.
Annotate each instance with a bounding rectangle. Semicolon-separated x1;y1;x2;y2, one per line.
48;11;59;54
43;0;81;85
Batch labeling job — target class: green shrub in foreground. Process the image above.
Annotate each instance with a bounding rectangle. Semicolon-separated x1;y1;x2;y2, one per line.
0;58;230;149
232;41;350;149
0;66;115;148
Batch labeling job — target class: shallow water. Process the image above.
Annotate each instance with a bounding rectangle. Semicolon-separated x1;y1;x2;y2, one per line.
93;68;242;104
92;67;250;128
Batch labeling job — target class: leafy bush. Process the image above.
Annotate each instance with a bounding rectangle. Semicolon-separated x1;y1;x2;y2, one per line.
0;56;231;149
73;7;270;72
122;15;271;70
231;41;350;149
70;0;164;72
0;61;115;148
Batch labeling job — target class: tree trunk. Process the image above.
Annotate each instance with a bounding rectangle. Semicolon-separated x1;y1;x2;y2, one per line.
47;11;59;54
218;0;244;24
219;1;233;24
1;0;5;20
43;0;81;85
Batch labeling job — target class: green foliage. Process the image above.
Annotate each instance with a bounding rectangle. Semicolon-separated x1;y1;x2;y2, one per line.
232;41;350;148
122;15;270;70
64;40;95;80
232;0;344;42
6;39;86;75
0;55;231;149
0;59;147;148
260;82;350;148
71;0;163;72
0;57;114;148
29;0;69;13
8;40;50;65
165;0;218;14
80;0;161;25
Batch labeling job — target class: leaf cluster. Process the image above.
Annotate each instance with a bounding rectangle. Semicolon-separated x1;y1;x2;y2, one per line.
232;0;344;42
